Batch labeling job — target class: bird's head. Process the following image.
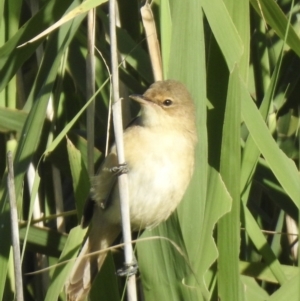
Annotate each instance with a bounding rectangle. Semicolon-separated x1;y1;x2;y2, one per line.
130;80;196;135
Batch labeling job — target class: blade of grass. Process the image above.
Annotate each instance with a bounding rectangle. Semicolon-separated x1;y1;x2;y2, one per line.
242;204;287;284
241;75;300;208
66;138;90;221
250;0;300;57
268;273;299;301
44;226;87;301
0;4;85;298
168;0;207;258
21;0;107;46
217;66;243;301
197;167;232;299
202;0;244;72
44;78;109;157
0;0;74;92
0;107;27;134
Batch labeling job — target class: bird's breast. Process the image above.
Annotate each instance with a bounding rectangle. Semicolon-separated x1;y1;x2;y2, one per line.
121;126;195;230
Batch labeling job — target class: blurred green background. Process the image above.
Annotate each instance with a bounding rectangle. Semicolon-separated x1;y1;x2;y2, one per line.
0;0;300;300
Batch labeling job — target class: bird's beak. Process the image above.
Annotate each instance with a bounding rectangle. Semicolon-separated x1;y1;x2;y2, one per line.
129;94;150;105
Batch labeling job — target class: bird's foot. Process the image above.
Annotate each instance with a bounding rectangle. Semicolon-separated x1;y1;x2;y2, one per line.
109;163;129;175
116;262;139;277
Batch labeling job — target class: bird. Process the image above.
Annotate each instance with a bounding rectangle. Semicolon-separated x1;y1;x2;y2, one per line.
65;79;197;301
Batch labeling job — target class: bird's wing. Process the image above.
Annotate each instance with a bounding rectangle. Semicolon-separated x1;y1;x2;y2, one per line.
81;150;118;228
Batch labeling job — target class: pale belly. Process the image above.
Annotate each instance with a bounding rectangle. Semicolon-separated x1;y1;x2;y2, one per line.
103;128;195;230
127;156;188;230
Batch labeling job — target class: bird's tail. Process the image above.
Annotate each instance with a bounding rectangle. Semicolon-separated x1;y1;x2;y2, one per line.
65;216;120;301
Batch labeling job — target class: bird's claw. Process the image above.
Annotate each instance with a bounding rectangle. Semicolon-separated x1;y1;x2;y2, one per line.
116;262;138;277
109;163;129;175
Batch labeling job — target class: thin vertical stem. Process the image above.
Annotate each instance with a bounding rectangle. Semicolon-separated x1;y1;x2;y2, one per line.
7;151;24;301
109;0;137;300
141;3;163;81
87;9;96;176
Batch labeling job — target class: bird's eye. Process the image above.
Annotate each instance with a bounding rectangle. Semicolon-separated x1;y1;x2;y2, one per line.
163;99;173;106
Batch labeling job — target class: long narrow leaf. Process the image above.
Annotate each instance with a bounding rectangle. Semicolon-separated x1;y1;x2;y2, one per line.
241;76;300;208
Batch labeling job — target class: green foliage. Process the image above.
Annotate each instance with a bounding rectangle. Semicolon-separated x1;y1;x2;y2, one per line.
0;0;300;300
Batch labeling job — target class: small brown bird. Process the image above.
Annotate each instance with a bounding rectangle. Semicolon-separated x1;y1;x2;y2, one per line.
65;80;197;301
